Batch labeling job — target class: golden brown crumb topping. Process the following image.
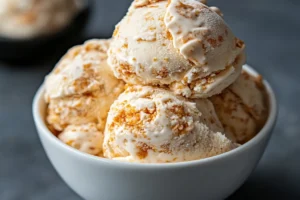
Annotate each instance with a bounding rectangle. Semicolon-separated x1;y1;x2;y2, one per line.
167;104;193;135
109;101;157;137
235;37;245;49
136;142;153;159
117;63;137;76
151;67;169;78
175;1;204;19
166;31;173;40
207;35;224;48
134;0;166;8
144;12;155;21
113;25;120;37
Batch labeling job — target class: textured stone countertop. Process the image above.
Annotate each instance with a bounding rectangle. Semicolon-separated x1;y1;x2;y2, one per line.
0;0;299;199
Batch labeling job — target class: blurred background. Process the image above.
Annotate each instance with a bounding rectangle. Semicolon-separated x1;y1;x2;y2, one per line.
0;0;299;199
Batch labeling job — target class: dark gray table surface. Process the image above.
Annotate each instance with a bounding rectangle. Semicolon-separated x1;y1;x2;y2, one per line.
0;0;299;199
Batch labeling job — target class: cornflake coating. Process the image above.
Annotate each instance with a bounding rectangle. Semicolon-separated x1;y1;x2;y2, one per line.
210;71;268;144
58;123;104;155
45;39;125;132
108;0;245;98
103;85;237;163
0;0;82;39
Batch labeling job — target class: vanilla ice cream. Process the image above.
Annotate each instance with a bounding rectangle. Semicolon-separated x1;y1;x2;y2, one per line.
210;71;268;143
58;123;103;156
42;0;268;162
45;39;125;132
103;85;237;163
108;0;245;98
0;0;82;39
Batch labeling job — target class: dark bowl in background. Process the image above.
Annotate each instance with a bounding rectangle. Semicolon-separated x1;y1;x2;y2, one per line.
0;0;92;63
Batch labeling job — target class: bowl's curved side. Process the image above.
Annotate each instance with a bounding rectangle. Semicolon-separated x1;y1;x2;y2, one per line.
32;64;277;200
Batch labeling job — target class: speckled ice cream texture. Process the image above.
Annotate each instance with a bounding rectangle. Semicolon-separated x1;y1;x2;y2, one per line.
108;0;245;98
210;71;268;143
103;85;237;163
43;0;268;162
45;39;125;132
58;123;103;156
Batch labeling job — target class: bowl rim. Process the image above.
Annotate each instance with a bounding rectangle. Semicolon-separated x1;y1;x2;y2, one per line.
33;64;278;169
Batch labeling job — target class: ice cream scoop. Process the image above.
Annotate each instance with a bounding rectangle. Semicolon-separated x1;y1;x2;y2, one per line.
210;71;268;143
58;123;103;156
45;39;125;132
103;85;237;163
108;0;245;98
0;0;82;39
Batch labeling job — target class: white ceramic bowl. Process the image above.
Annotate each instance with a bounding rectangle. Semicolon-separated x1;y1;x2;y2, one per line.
33;65;277;200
